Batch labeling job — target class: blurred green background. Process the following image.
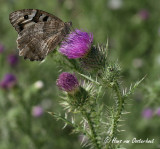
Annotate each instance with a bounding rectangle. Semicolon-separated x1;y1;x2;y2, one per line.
1;0;160;149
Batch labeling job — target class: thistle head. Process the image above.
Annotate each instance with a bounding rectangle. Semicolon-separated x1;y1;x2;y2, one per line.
56;72;79;93
138;9;149;20
59;29;93;59
142;108;153;119
0;74;17;89
32;106;43;117
7;54;19;66
57;72;90;109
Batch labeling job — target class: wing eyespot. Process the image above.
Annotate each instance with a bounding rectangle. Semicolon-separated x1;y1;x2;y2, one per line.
19;26;23;31
43;16;49;22
24;15;28;19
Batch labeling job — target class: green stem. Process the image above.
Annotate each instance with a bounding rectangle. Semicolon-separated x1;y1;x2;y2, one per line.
15;90;40;149
114;81;123;123
106;81;124;149
82;110;101;149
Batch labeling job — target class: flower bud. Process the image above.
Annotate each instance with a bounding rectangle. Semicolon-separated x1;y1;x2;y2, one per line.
57;72;89;108
56;72;79;93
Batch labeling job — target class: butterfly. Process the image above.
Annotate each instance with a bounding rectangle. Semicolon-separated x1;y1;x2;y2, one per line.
9;9;72;61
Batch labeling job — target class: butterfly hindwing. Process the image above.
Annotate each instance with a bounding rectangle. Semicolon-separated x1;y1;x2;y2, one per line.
17;21;66;61
9;9;72;61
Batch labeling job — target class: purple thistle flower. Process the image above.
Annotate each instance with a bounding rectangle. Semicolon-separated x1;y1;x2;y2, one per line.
0;44;4;53
0;74;17;89
142;108;153;119
138;9;149;20
59;29;93;59
7;54;19;66
32;106;43;117
156;108;160;116
56;72;79;92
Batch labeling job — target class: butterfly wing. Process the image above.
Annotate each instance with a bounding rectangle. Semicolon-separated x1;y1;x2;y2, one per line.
9;9;64;33
17;20;66;61
9;9;69;61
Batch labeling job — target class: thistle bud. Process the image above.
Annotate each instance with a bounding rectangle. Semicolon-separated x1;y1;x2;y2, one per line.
57;72;88;108
56;72;79;93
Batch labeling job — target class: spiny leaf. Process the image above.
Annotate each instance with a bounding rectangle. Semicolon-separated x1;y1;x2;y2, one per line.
77;72;100;85
124;76;145;97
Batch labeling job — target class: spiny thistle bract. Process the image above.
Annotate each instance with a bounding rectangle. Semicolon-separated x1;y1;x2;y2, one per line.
49;29;142;149
80;44;107;71
56;72;90;110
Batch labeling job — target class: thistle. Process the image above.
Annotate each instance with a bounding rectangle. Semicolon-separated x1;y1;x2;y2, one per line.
142;108;153;119
7;54;19;66
56;72;89;109
59;29;106;71
0;74;17;89
56;72;79;93
50;29;143;149
32;106;44;117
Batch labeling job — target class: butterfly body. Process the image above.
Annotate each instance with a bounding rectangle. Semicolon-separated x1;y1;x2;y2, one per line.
9;9;72;61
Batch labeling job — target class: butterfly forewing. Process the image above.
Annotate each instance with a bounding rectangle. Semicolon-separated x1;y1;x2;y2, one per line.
9;9;64;33
9;9;71;61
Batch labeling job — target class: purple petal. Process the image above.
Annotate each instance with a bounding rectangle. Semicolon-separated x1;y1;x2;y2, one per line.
56;72;79;92
7;54;19;66
0;74;17;89
32;106;43;117
138;9;149;20
142;108;153;119
59;29;93;59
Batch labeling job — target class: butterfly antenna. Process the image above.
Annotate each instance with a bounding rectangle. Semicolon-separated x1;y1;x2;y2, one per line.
70;24;79;35
71;25;75;32
71;26;82;37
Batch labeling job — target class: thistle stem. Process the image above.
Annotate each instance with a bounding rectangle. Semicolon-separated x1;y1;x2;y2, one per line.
82;110;101;149
106;81;124;148
114;81;123;122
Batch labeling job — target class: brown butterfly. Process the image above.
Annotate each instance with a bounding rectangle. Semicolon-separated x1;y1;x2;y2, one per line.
9;9;72;61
